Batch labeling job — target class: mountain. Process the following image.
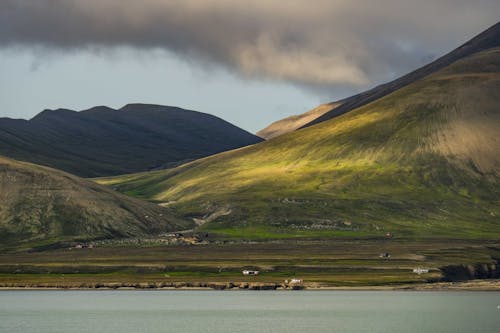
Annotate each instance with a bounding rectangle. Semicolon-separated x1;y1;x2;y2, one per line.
256;102;341;139
0;155;192;248
97;37;500;239
258;21;500;138
0;104;262;177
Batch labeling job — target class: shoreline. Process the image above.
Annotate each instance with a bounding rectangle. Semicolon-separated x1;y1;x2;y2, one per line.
1;279;499;291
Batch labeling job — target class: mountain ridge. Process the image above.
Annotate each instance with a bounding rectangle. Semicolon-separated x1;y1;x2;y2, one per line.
303;21;500;129
0;103;262;177
257;21;500;139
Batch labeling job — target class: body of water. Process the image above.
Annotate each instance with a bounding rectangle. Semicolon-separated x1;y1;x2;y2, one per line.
1;290;499;332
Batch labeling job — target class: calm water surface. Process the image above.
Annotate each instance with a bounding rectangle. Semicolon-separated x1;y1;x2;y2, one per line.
1;290;499;332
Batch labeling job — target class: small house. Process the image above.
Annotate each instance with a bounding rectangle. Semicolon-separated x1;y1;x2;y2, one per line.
412;268;429;274
242;270;259;276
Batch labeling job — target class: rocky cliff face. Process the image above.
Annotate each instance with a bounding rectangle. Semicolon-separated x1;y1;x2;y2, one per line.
440;260;500;281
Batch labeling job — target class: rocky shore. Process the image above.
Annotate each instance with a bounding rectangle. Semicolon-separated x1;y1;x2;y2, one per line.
0;281;302;290
2;279;500;291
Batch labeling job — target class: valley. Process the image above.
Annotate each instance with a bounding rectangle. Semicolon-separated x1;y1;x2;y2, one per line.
1;22;499;290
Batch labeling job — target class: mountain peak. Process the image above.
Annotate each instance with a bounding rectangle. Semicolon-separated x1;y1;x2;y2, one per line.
119;103;183;113
82;106;116;113
30;108;77;121
301;21;500;130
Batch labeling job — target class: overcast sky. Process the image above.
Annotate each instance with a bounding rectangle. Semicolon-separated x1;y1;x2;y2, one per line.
0;0;498;132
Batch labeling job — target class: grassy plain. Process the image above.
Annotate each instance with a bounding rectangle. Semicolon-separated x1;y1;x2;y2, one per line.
1;240;498;288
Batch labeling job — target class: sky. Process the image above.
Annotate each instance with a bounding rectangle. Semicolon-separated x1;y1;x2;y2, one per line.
0;1;499;133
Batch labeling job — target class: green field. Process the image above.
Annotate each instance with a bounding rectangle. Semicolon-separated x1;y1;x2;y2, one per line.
1;240;499;288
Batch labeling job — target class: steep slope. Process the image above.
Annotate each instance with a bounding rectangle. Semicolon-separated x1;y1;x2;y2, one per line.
258;21;500;138
98;48;500;240
0;155;191;248
256;102;341;139
0;104;262;177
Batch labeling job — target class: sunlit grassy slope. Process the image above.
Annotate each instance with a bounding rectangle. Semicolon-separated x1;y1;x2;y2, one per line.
98;49;500;240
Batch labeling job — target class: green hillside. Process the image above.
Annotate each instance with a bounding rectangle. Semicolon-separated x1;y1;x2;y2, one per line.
0;156;192;249
98;48;500;240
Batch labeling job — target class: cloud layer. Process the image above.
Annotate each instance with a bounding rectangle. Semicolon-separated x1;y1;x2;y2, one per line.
1;0;498;90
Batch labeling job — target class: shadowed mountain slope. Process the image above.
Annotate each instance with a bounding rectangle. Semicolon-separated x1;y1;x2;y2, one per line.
98;47;500;240
0;155;192;248
0;104;262;177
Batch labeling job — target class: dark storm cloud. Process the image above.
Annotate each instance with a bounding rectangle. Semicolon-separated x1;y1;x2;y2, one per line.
0;0;498;89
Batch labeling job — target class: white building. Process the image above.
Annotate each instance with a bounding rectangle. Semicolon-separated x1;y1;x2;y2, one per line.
412;268;429;274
